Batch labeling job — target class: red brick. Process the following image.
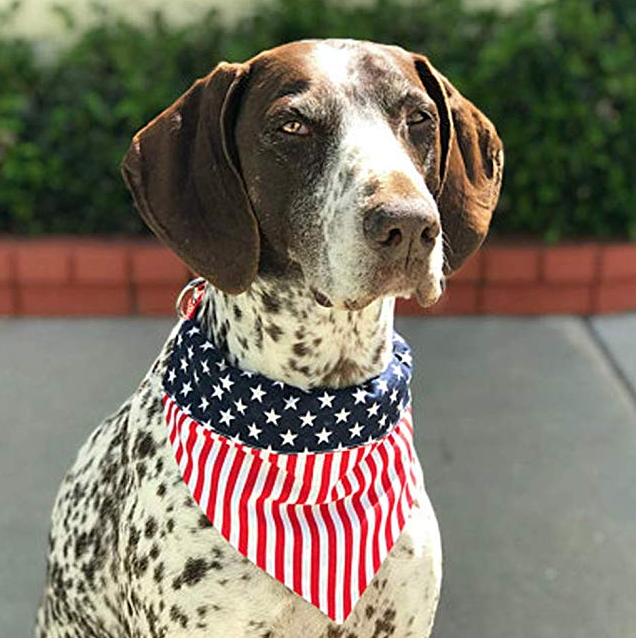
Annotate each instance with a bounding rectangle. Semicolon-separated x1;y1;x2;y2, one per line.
73;243;129;284
19;284;132;316
395;283;479;316
135;283;181;316
481;284;593;315
450;252;483;282
0;285;16;315
595;281;636;314
0;243;15;284
600;244;636;281
483;246;540;283
15;241;72;284
131;245;189;284
426;283;479;315
543;245;599;283
395;298;423;316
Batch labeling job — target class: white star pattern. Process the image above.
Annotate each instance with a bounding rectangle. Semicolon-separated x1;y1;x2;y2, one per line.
318;392;335;409
250;384;266;402
248;423;262;439
299;411;316;427
376;379;389;393
352;387;368;404
280;430;298;446
391;364;404;380
219;409;234;426
165;319;412;453
187;325;200;337
211;385;224;400
234;398;247;415
349;422;364;438
283;396;300;411
220;374;234;391
180;381;193;397
264;408;281;425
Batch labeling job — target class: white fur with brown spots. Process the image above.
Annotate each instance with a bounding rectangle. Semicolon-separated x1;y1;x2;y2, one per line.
36;37;503;638
35;281;442;637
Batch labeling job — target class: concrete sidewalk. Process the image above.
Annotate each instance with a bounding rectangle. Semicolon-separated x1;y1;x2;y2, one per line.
1;315;635;637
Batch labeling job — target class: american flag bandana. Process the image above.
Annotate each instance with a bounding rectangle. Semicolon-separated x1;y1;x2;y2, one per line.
162;282;423;623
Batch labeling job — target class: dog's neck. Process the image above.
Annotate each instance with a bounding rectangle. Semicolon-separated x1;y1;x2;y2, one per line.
199;278;395;390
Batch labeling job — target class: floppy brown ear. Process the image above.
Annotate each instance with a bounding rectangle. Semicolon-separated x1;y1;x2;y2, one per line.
413;55;504;274
121;62;259;294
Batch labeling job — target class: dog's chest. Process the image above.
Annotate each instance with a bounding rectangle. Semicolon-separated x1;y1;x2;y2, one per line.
46;342;441;638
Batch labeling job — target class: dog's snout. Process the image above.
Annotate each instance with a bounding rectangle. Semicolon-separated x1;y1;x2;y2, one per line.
363;201;440;254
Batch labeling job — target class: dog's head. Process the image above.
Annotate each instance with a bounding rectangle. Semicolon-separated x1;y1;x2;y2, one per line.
122;39;503;310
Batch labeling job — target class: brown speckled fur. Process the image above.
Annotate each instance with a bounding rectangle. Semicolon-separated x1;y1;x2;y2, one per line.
36;37;503;638
35;317;441;638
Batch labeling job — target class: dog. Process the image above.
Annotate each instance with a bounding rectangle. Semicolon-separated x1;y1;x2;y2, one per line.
35;39;502;638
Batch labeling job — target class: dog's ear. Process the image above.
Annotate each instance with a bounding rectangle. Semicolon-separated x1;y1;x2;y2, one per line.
121;62;259;294
413;55;504;274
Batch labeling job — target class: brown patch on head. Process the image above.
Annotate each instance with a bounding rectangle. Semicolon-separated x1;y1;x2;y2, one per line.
411;53;503;272
375;171;422;201
124;37;499;315
121;62;259;294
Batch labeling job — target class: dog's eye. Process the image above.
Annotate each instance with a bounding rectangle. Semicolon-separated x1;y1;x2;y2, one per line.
407;110;432;127
280;120;310;136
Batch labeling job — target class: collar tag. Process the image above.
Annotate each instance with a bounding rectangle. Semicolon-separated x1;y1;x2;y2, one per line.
176;277;206;319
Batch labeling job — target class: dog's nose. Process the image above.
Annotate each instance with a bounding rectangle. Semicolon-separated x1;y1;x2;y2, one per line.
363;200;440;254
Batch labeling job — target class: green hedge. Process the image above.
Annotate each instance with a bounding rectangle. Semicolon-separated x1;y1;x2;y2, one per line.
1;0;635;240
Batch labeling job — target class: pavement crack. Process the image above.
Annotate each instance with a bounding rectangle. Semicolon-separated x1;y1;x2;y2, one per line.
583;317;636;414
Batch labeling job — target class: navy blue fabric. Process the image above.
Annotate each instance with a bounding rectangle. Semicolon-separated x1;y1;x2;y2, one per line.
163;317;413;454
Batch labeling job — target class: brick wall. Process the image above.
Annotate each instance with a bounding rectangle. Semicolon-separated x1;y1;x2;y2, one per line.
1;238;635;317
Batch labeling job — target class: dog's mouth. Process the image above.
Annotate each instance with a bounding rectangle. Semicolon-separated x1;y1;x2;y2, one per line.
310;273;444;311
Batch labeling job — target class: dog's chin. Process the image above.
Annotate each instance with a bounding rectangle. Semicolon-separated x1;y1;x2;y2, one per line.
310;276;444;312
413;281;444;308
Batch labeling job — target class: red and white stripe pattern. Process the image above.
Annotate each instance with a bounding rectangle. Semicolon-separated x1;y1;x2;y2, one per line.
163;393;422;624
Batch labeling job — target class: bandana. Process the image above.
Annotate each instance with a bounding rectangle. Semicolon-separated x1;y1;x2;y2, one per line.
162;283;423;623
